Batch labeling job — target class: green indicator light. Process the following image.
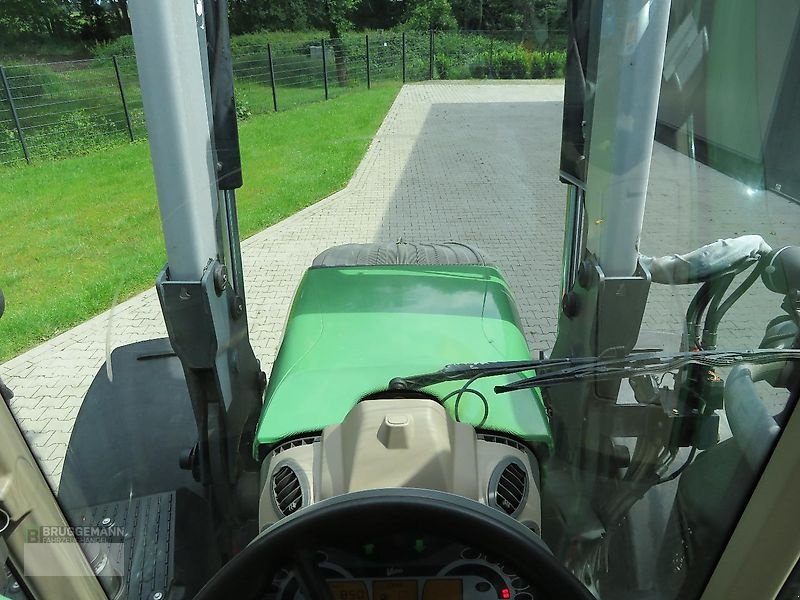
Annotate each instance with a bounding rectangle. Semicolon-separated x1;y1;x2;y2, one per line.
363;543;375;556
414;539;425;553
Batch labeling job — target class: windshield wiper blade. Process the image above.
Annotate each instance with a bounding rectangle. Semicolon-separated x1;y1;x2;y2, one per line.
387;356;597;390
388;349;800;394
494;348;800;393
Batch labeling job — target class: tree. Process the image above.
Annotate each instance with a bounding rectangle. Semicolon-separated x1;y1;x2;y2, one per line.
225;0;359;85
0;0;73;38
531;0;567;31
77;0;113;42
404;0;458;30
351;0;406;30
479;0;530;30
322;0;358;38
107;0;131;35
450;0;484;30
227;0;321;34
323;0;358;84
447;0;564;32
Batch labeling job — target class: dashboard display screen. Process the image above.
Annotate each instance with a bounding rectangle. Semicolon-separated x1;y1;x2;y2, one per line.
327;578;463;600
372;580;417;599
422;579;462;599
328;581;369;599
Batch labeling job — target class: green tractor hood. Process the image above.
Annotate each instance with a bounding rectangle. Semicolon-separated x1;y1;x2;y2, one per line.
254;265;552;458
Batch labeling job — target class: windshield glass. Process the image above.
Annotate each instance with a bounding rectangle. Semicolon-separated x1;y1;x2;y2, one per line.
1;0;798;599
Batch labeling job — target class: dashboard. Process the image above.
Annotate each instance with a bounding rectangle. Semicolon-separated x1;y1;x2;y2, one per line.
264;534;536;600
256;400;547;600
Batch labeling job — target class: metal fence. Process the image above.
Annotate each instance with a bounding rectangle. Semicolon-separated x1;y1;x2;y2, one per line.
0;55;143;165
0;30;566;166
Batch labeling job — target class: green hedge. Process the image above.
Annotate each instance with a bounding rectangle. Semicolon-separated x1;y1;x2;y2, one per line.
447;47;565;80
92;35;135;58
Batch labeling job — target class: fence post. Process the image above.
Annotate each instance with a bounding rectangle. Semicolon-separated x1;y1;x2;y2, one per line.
429;30;434;80
489;37;494;79
0;66;30;164
365;34;371;89
267;43;278;112
112;56;135;142
402;32;406;83
321;39;329;100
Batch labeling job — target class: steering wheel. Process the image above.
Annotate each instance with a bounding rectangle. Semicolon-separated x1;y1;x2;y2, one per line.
194;488;594;600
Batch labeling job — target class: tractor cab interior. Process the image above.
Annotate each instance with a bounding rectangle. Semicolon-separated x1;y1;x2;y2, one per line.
1;0;799;599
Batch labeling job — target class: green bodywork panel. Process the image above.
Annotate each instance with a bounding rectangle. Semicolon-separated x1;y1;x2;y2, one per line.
254;265;552;457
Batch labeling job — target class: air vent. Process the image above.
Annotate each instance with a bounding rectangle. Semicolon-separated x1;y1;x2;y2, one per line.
478;434;528;453
489;459;528;517
273;436;319;455
272;465;304;516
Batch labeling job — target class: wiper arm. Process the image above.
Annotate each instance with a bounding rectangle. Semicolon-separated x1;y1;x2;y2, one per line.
388;356;597;390
494;349;800;393
387;349;800;393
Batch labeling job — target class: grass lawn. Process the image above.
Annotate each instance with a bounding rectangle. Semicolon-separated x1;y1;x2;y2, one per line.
0;82;400;362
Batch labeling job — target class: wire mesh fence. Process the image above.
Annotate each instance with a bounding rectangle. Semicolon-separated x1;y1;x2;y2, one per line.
0;30;566;167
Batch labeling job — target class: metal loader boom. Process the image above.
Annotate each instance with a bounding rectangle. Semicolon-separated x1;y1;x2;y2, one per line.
128;0;265;532
551;0;671;460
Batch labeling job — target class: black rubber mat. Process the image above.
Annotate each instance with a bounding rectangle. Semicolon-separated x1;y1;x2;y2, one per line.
75;492;176;599
58;338;202;510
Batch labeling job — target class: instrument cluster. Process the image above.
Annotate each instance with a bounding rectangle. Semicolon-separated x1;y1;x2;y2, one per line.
265;536;536;600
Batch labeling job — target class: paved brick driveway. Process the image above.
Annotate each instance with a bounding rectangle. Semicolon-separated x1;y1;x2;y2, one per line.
1;81;797;488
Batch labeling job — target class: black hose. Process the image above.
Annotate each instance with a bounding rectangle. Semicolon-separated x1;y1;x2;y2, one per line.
704;273;737;333
685;281;713;349
441;381;489;428
655;446;696;484
686;261;752;350
704;261;766;338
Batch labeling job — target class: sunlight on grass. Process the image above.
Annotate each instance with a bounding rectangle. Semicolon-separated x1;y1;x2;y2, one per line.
0;83;400;362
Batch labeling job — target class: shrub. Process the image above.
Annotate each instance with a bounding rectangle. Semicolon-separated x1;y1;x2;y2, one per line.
368;37;404;81
230;31;328;54
406;56;430;80
493;48;529;79
434;31;492;58
448;64;472;79
470;60;489;79
343;39;367;68
92;35;135;58
34;110;123;159
544;50;566;78
468;51;491;78
530;51;546;78
435;54;453;79
129;107;147;135
235;95;252;120
2;127;18;146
